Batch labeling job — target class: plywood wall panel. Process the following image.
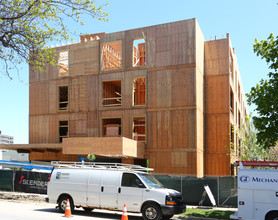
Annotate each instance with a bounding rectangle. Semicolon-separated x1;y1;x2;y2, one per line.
29;67;39;83
79;76;88;112
172;67;195;107
205;114;230;154
205;75;229;114
70;113;88;137
156;70;172;108
29;82;49;115
147;150;197;175
87;75;99;111
204;39;229;76
29;84;36;115
70;77;79;112
49;81;57;114
88;111;99;137
205;152;231;176
196;69;204;111
172;111;190;149
29;115;50;144
147;71;157;108
49;115;58;143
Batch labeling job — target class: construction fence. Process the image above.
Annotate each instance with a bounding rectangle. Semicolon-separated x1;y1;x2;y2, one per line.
154;175;237;207
0;170;48;194
0;170;237;207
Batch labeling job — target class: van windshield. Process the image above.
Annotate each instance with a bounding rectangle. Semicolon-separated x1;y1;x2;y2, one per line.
138;173;164;189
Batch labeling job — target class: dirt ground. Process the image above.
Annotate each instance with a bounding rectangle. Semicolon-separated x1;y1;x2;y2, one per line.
0;191;47;203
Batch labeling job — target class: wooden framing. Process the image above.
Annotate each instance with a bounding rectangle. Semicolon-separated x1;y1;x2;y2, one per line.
101;41;122;71
27;19;248;176
133;38;146;67
133;77;146;106
58;51;69;76
132;116;146;143
101;80;122;107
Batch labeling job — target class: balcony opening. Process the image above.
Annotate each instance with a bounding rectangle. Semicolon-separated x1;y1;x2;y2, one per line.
133;117;146;143
102;80;121;107
133;38;146;67
58;85;69;111
102;118;121;137
59;120;69;143
133;77;146;106
102;41;122;70
58;51;69;76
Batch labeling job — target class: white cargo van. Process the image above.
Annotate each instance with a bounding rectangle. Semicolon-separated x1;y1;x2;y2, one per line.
47;162;186;220
230;162;278;220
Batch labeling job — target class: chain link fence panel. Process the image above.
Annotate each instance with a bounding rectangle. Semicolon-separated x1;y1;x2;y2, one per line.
0;170;13;191
154;174;237;208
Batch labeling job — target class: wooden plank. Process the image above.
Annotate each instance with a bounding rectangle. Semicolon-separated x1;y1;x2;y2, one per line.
62;137;144;158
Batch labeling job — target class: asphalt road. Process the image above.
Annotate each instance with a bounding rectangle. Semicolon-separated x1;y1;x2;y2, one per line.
0;200;215;220
0;200;210;220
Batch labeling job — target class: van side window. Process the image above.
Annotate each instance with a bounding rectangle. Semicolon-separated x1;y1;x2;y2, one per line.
121;173;145;188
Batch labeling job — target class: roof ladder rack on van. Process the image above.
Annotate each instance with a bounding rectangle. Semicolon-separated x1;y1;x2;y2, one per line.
51;161;154;172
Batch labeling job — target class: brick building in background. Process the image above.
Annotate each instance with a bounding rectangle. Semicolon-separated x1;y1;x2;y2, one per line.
4;19;248;176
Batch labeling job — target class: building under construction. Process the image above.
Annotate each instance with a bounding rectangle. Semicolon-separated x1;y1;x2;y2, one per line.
5;19;248;177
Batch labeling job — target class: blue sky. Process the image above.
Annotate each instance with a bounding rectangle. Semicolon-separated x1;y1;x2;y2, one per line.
0;0;277;144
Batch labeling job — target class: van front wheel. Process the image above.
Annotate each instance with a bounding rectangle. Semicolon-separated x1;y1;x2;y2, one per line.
142;203;162;220
58;195;74;213
266;212;278;220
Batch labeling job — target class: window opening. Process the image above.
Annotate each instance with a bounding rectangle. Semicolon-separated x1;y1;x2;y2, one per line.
102;118;121;137
58;51;69;76
230;87;234;114
229;50;233;76
133;38;146;67
238;83;241;101
58;85;69;111
133;117;146;143
133;77;146;106
230;124;234;150
102;80;121;107
238;111;241;128
59;120;68;143
102;41;122;70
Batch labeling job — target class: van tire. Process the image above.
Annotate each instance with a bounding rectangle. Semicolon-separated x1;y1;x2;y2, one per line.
266;212;278;220
83;207;94;212
162;214;174;219
142;203;162;220
58;195;74;213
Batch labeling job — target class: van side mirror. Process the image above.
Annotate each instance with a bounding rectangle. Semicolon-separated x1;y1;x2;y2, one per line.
135;179;145;188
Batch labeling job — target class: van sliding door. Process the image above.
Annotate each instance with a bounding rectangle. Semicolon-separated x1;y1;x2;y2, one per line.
87;170;101;207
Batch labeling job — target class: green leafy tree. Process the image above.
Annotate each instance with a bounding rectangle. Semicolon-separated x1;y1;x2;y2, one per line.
246;33;278;149
229;116;269;161
0;0;108;79
267;144;278;161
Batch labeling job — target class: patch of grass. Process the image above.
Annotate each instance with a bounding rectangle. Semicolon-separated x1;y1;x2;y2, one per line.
178;208;235;219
